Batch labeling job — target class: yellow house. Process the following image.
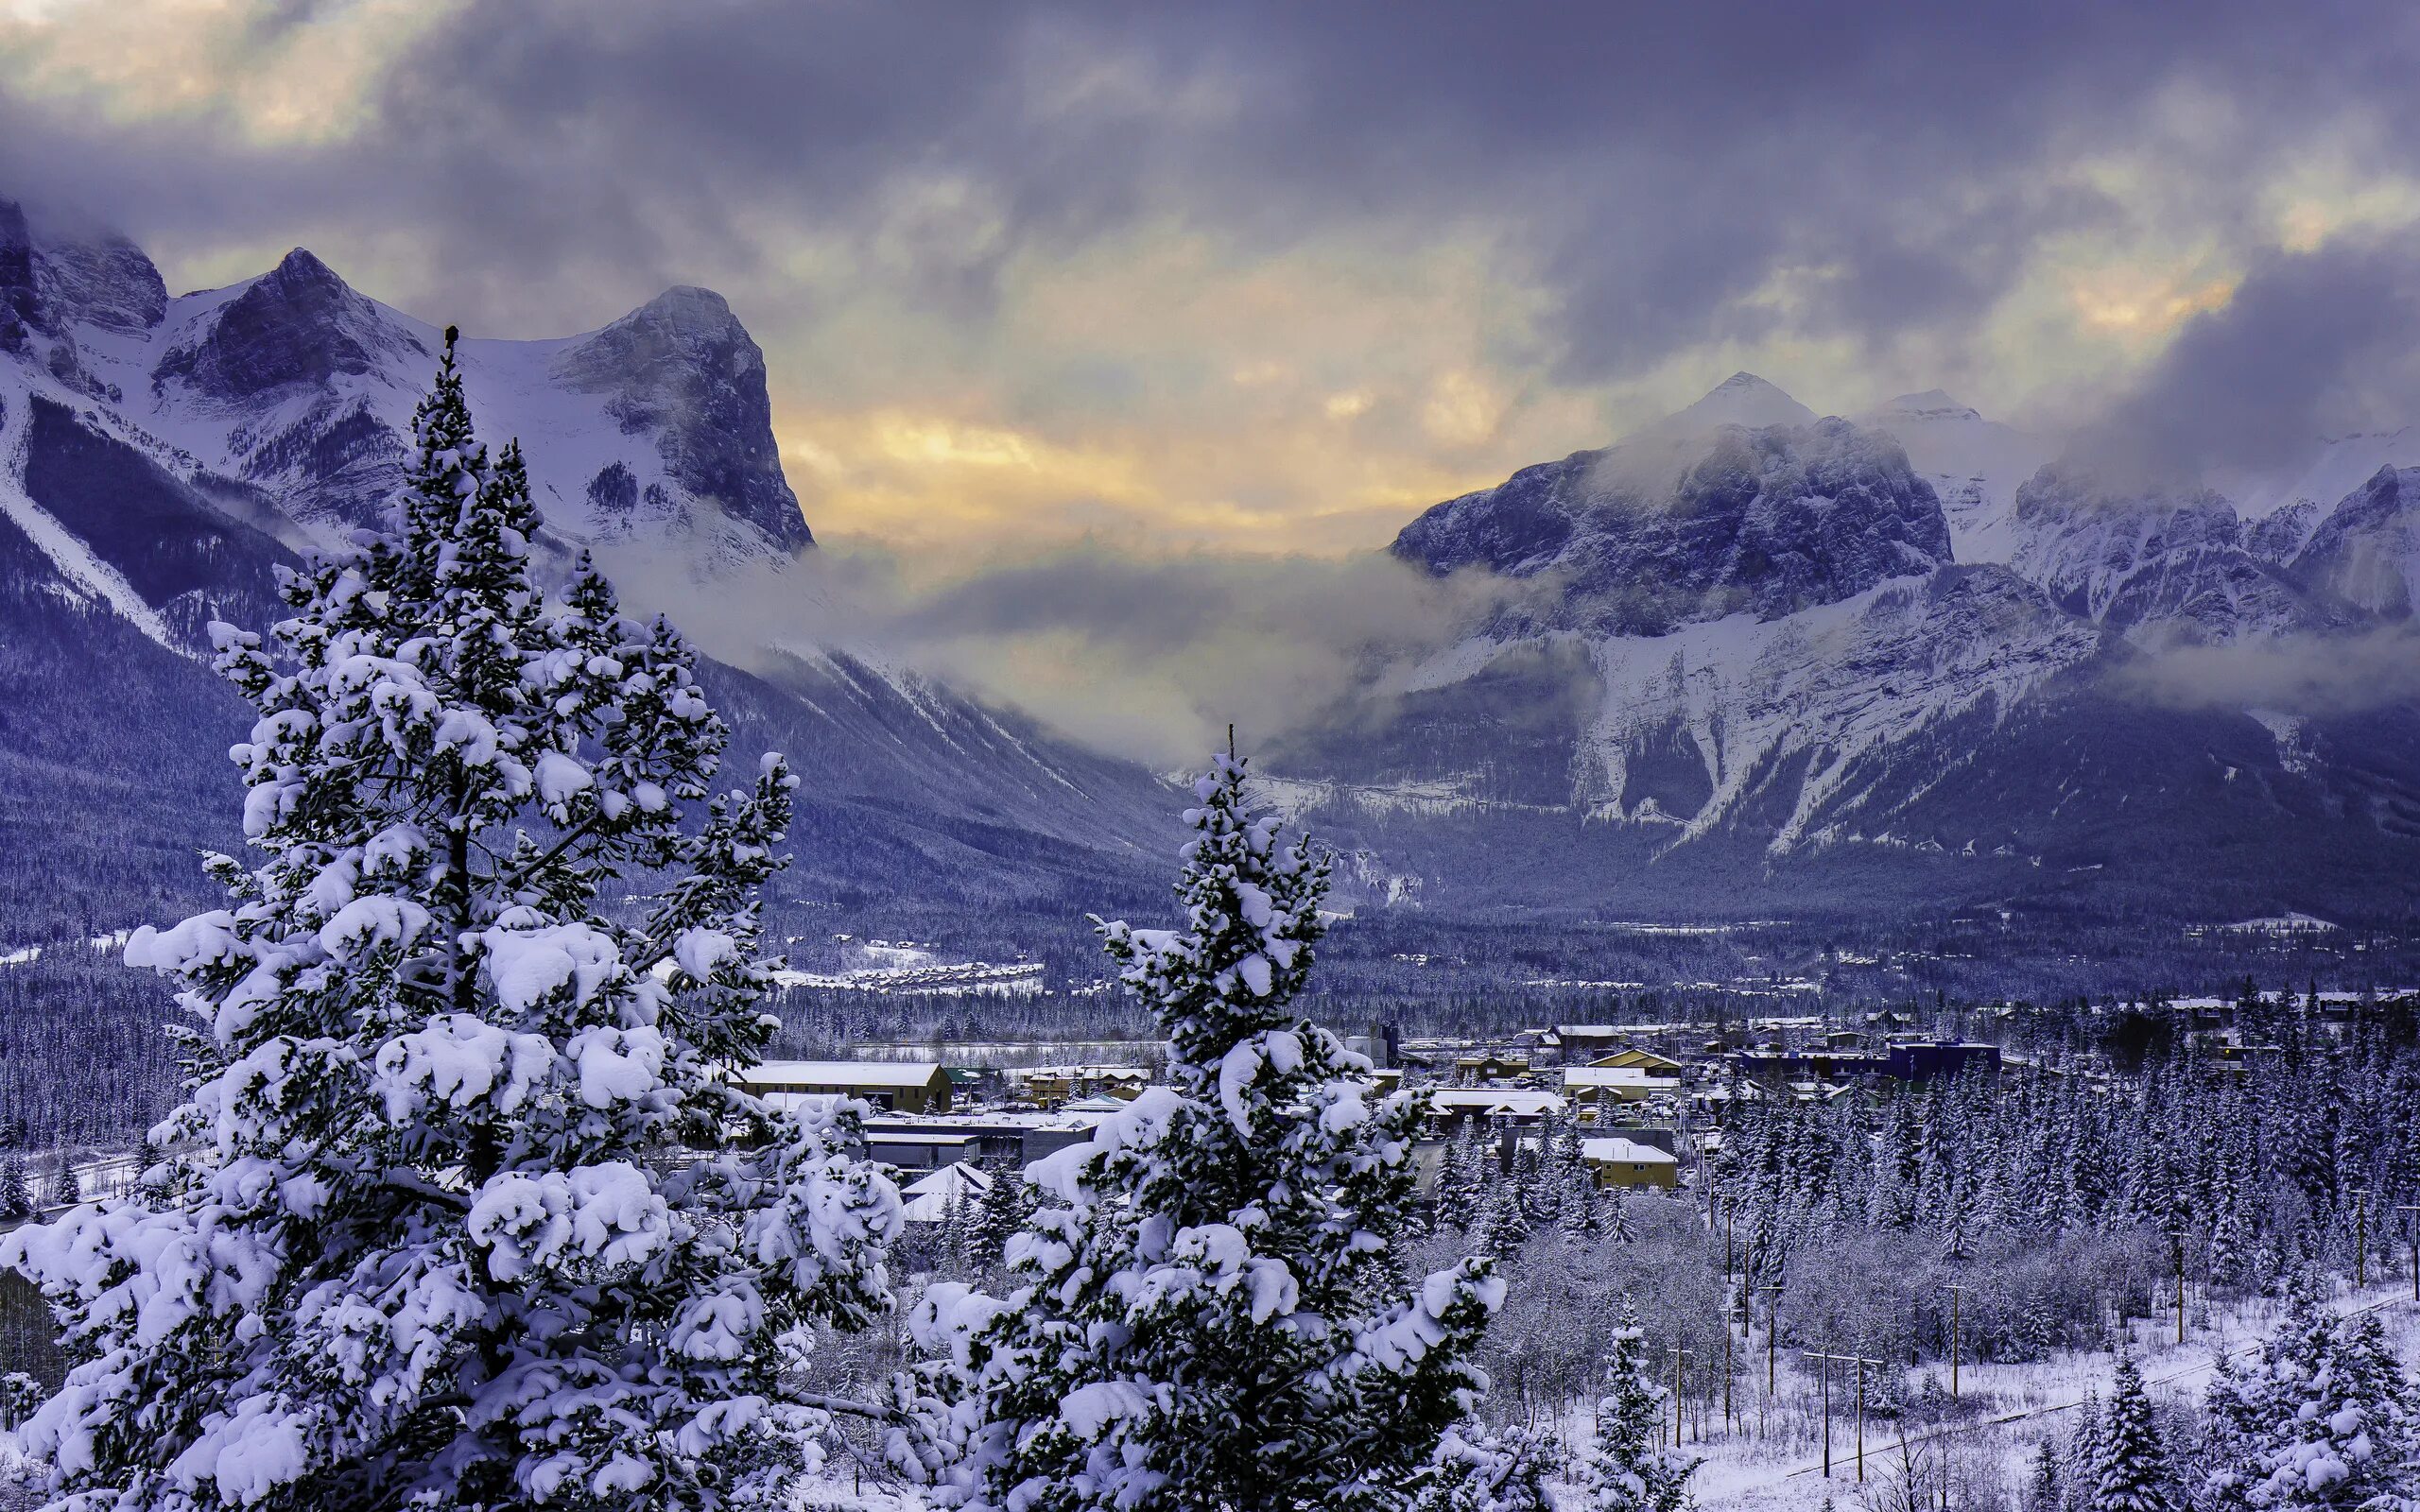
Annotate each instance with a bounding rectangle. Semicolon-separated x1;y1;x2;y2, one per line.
1581;1136;1680;1191
1563;1065;1681;1118
1589;1048;1685;1075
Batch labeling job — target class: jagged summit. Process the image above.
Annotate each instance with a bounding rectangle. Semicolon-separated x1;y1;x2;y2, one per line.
154;246;427;402
0;198;815;563
1392;412;1949;633
1660;370;1816;434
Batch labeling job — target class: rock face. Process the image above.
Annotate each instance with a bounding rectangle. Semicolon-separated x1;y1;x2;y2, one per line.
154;249;425;401
2291;465;2420;620
2004;464;2323;642
0;197;1178;941
1394;408;1951;633
1274;373;2420;921
552;286;809;551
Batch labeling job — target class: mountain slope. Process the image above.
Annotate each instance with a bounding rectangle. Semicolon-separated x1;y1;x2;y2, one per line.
1271;375;2420;922
0;198;1178;942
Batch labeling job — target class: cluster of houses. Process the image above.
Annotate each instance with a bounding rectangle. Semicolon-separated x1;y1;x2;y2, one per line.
738;1022;2009;1227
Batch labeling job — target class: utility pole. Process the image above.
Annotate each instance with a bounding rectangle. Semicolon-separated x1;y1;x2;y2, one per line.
1946;1282;1967;1400
1721;1295;1735;1433
1758;1282;1785;1395
2173;1234;2187;1345
1801;1348;1833;1478
2398;1205;2420;1302
1802;1349;1886;1483
2354;1190;2370;1289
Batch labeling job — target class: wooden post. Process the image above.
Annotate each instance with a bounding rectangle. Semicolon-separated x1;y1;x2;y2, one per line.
2397;1206;2420;1302
1668;1347;1691;1446
1802;1349;1833;1478
2354;1190;2369;1289
1946;1283;1965;1400
2174;1234;2187;1345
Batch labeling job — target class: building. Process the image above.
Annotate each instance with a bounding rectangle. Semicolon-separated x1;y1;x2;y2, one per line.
1581;1137;1680;1191
1426;1088;1565;1130
744;1059;953;1113
1453;1053;1531;1082
1563;1065;1682;1116
898;1160;994;1223
1588;1047;1686;1075
1729;1040;1998;1085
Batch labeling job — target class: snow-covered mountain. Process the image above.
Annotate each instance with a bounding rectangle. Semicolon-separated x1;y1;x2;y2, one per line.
2290;465;2420;620
1264;374;2420;921
1858;389;2052;564
0;197;1178;938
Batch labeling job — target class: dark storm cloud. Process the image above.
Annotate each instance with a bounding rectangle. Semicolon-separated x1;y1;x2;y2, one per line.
12;0;2420;378
2081;232;2420;477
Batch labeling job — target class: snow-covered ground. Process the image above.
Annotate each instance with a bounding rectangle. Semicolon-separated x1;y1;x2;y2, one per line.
1688;1279;2420;1511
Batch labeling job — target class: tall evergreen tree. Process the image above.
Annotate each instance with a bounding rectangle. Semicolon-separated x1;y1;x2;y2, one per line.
909;750;1499;1511
2090;1355;2174;1512
2197;1278;2415;1511
0;1158;32;1221
1572;1298;1694;1512
3;333;901;1512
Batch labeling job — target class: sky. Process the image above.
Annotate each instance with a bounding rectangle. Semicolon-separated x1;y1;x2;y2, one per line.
9;0;2420;566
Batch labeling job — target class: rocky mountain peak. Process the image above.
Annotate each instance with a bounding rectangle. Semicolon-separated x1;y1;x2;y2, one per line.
2290;464;2420;619
1393;413;1949;633
554;285;811;552
1662;370;1816;434
152;246;426;403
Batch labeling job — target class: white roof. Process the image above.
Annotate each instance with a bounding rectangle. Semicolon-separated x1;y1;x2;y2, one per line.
866;1132;979;1146
1563;1067;1677;1088
1582;1138;1678;1165
899;1160;995;1222
745;1060;944;1089
1428;1090;1565;1115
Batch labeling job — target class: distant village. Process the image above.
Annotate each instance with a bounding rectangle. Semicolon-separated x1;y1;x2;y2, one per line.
751;985;2414;1231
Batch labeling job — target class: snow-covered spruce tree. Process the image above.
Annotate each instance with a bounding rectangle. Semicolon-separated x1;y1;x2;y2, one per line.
1572;1298;1693;1512
3;330;902;1512
2090;1354;2174;1512
907;751;1501;1511
2194;1278;2415;1512
0;1158;32;1220
1407;1420;1556;1512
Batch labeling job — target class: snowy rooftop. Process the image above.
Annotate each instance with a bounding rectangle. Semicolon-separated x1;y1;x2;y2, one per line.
1581;1138;1677;1165
744;1060;945;1089
1564;1067;1678;1088
1427;1089;1565;1115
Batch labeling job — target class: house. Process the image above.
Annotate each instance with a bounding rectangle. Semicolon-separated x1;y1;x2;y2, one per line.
1426;1088;1565;1130
1587;1048;1685;1075
1563;1065;1682;1116
1581;1137;1680;1191
898;1160;995;1224
745;1059;952;1113
1453;1053;1530;1082
1553;1025;1629;1063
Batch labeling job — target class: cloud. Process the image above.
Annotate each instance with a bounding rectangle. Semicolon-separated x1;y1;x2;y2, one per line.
593;536;1533;768
14;1;2420;555
2076;231;2420;478
2113;624;2420;716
